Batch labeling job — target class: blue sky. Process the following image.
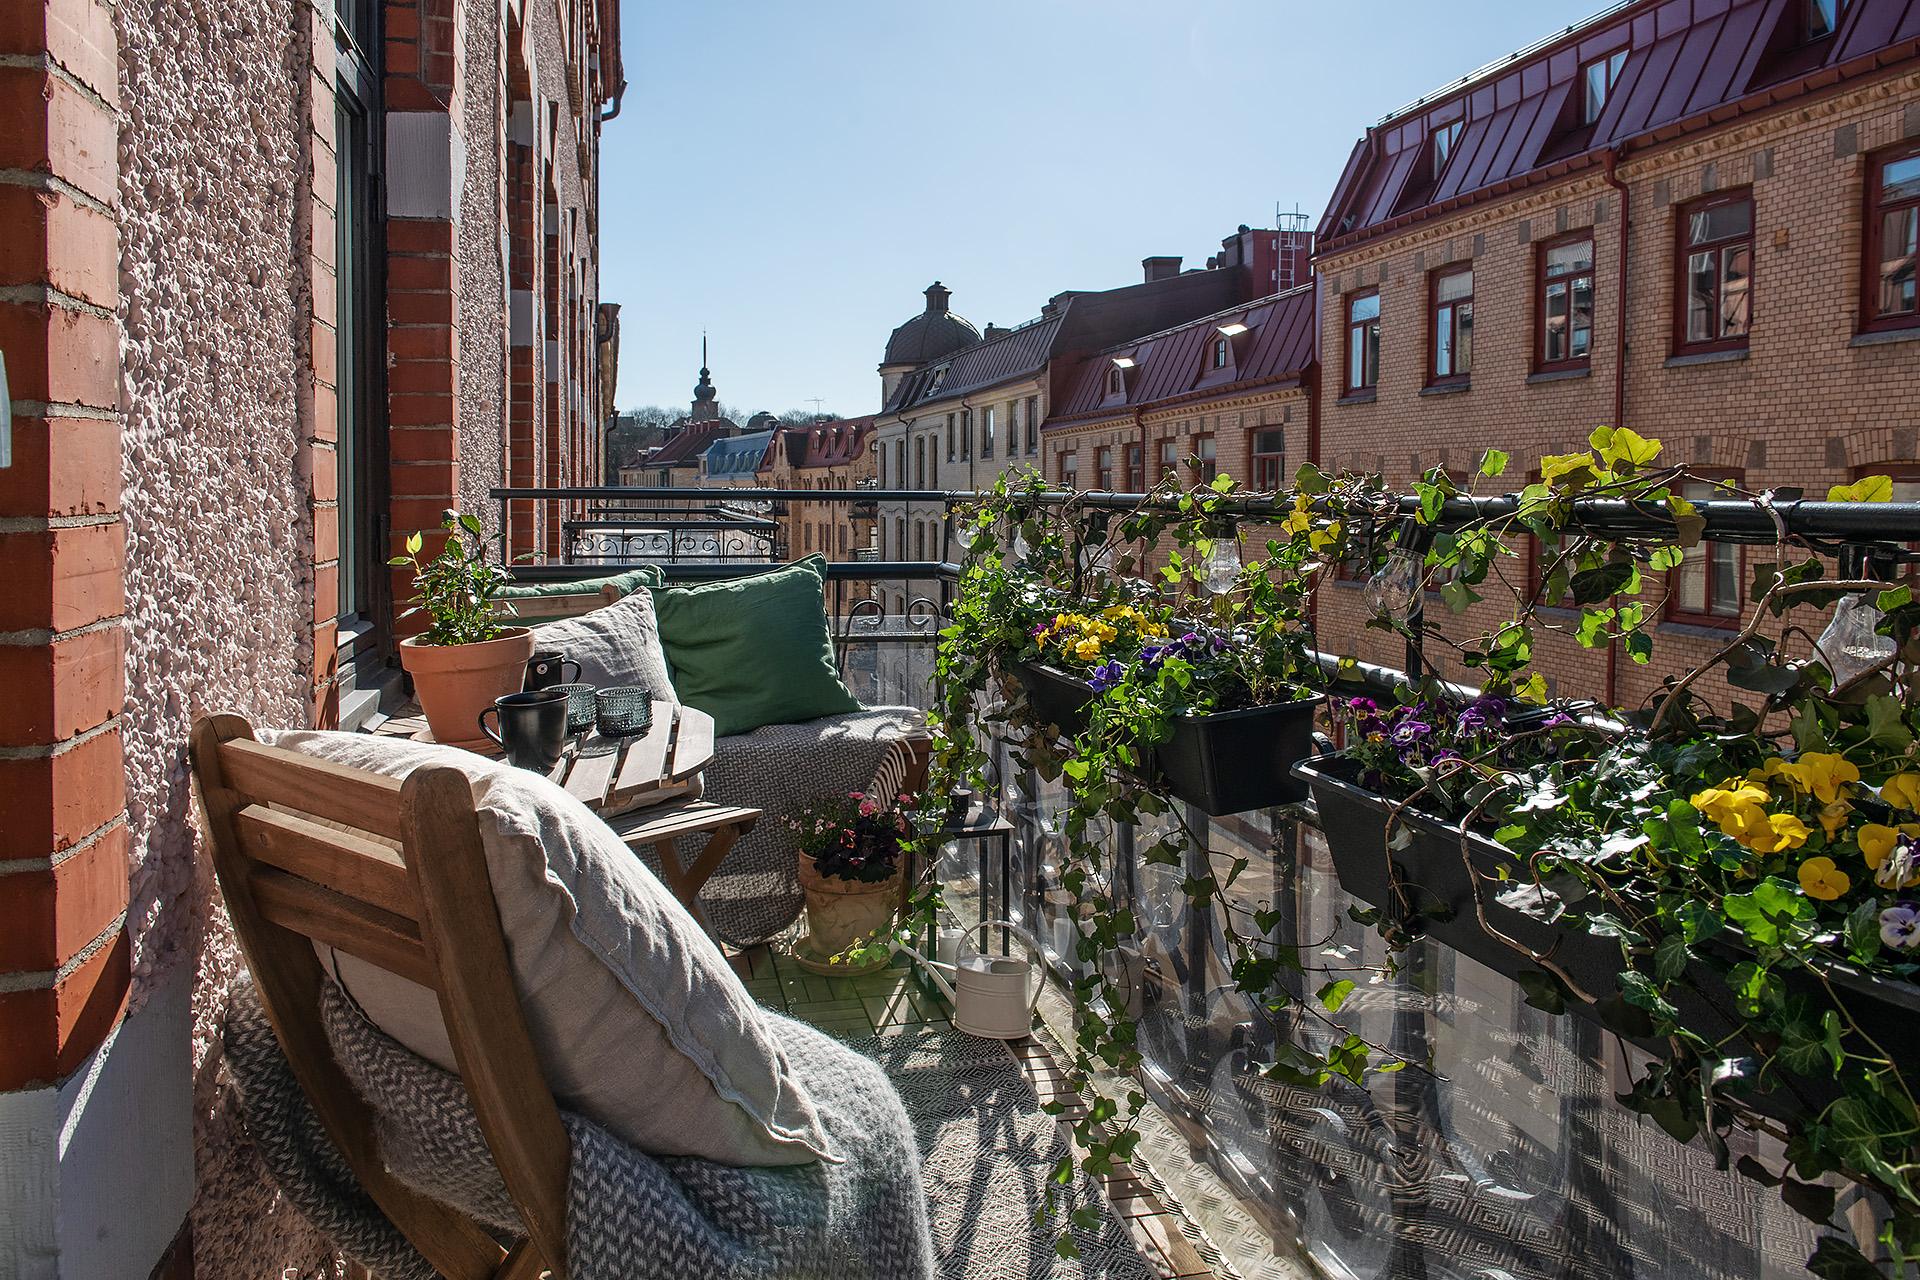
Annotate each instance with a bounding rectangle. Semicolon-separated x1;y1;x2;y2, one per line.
603;0;1604;418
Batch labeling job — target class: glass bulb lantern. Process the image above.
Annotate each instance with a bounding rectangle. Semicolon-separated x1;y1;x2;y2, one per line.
1819;593;1898;685
1203;538;1242;596
1365;548;1423;624
1012;531;1031;563
953;519;976;551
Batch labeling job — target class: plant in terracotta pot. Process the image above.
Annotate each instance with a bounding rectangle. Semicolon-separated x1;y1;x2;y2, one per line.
389;510;533;750
787;789;918;974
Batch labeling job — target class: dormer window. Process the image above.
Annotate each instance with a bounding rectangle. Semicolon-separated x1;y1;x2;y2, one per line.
1107;356;1135;398
1211;337;1231;369
1807;0;1845;38
926;365;948;396
1432;120;1463;180
1581;50;1627;126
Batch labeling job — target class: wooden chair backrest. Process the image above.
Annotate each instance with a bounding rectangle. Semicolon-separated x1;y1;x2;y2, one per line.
190;714;570;1280
491;581;624;624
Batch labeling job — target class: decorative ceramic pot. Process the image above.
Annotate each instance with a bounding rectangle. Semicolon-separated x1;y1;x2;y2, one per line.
796;853;903;961
400;628;536;750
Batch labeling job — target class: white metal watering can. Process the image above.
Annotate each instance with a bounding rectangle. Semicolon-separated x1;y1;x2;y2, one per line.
898;920;1046;1040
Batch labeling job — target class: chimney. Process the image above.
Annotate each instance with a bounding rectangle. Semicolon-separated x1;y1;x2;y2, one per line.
983;323;1008;339
1142;255;1182;283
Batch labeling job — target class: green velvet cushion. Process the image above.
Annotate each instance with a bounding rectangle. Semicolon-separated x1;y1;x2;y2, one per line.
498;566;664;625
651;555;859;736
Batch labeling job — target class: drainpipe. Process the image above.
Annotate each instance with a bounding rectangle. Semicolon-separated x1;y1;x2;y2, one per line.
1602;147;1632;710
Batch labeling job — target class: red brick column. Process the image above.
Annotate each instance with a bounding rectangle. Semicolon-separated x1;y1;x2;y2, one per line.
0;0;131;1093
384;0;465;622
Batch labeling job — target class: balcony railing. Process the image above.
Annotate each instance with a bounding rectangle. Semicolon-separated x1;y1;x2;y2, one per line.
490;482;1920;1278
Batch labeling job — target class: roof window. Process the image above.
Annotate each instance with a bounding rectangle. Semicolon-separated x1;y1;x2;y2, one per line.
1581;49;1627;126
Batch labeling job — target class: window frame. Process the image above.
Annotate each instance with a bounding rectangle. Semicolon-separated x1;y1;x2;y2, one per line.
1024;395;1040;453
1189;433;1217;485
1157;437;1178;480
1124;442;1145;493
1673;190;1756;356
1536;232;1597;373
332;5;391;701
980;405;994;459
959;410;971;461
1211;335;1232;369
1095;445;1114;491
1345;289;1381;393
1580;49;1627;126
1061;449;1079;489
1664;469;1746;627
1427;265;1474;387
1432;119;1463;181
1862;141;1920;334
1251;427;1284;491
1806;0;1845;40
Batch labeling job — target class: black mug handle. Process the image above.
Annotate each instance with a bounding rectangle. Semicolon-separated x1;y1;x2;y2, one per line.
560;658;582;683
479;706;504;747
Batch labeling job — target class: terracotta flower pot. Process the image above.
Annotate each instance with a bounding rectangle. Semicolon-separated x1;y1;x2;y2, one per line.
797;853;903;959
400;628;536;750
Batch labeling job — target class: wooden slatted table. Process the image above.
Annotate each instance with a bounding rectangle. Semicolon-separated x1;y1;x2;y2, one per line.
372;700;757;935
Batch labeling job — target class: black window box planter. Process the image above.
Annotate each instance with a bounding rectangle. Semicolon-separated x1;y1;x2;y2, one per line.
1012;662;1321;816
1295;753;1920;1119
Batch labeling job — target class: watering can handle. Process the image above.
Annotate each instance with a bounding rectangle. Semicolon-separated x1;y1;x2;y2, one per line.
968;919;1048;1013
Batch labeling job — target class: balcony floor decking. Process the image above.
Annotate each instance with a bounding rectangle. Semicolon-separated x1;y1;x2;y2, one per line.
727;941;1221;1280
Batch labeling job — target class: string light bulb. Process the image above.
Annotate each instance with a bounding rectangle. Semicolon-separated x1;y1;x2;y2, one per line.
1365;548;1423;624
1204;537;1242;596
1819;593;1897;685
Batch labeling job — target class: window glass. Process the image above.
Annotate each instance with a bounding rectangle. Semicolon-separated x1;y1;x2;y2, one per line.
1346;292;1381;391
1432;268;1473;382
1212;337;1230;368
1582;50;1627;125
1025;395;1040;452
1880;209;1918;316
1432;120;1463;178
1886;153;1920;202
1808;0;1842;38
1671;479;1742;620
1159;439;1177;478
1679;197;1754;348
1872;151;1920;323
1542;239;1596;365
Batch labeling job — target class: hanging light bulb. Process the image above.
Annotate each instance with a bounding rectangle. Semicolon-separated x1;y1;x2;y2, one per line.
1365;547;1423;624
1012;530;1031;563
953;518;976;551
1819;593;1898;685
1204;536;1242;596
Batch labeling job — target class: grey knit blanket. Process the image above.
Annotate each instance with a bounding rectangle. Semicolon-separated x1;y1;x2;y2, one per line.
222;979;936;1280
223;981;1159;1280
675;707;922;947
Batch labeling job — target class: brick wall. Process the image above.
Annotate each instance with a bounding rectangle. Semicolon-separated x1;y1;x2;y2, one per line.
1313;66;1920;710
0;0;130;1103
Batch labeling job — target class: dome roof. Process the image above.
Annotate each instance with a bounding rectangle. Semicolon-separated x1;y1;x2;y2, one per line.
883;281;980;367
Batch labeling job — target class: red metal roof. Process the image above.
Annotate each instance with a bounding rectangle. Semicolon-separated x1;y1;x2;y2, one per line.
641;421;731;467
1050;284;1318;423
1320;0;1920;251
769;416;878;471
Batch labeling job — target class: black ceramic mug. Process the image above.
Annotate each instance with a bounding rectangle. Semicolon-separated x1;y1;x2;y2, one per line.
525;649;582;691
478;689;570;771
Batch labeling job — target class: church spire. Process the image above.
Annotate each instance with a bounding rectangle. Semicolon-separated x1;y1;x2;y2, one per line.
691;333;719;421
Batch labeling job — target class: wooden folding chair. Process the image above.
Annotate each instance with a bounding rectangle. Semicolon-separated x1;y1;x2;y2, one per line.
190;713;571;1280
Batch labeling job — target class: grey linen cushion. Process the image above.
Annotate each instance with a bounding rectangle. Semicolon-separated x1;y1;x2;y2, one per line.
265;729;834;1166
530;587;678;706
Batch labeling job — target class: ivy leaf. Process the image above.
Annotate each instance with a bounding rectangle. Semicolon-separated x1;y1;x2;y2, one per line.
1666;493;1705;548
1317;979;1356;1013
1781;1180;1839;1226
1878;583;1913;612
1294;462;1330;495
1864;694;1913;749
1843;899;1882;965
1478;447;1510;478
1515;969;1568;1014
1827;475;1893;503
1806;1237;1883;1279
1723;878;1812;948
1653;934;1692;983
1590;425;1663;472
1650;545;1685;571
1618;970;1679;1023
1440;579;1481;614
1540;452;1599;490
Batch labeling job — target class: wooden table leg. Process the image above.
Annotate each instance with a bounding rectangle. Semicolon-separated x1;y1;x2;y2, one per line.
652;821;753;935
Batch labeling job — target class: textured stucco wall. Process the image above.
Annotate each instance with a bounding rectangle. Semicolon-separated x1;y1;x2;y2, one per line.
458;0;507;520
117;0;337;1273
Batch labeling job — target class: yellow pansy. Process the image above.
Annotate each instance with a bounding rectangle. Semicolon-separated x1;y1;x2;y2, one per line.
1748;813;1811;855
1818;802;1852;840
1692;782;1770;840
1797;856;1851;901
1788;752;1861;805
1859;822;1920;889
1072;637;1102;662
1882;772;1920;812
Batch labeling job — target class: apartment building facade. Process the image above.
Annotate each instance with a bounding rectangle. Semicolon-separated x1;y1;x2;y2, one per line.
0;1;622;1275
1312;0;1920;706
1043;283;1319;505
760;416;880;563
